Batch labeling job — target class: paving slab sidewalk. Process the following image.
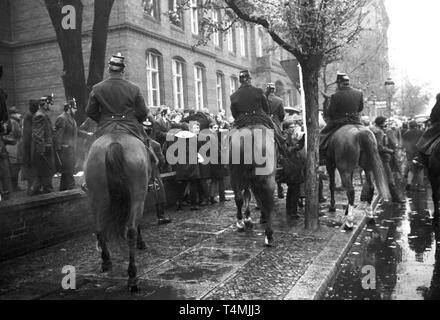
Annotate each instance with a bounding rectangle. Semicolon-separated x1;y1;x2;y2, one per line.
0;183;374;300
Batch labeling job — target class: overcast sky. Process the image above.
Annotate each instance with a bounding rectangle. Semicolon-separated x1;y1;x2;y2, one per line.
385;0;440;106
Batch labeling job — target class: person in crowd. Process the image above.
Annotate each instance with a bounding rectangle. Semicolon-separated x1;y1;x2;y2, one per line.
413;93;440;167
0;116;12;200
174;122;202;211
55;99;90;191
29;95;56;195
143;120;172;225
192;121;210;206
207;121;230;203
4;106;23;191
22;100;39;195
370;116;405;203
153;105;171;146
282;128;306;218
402;120;424;191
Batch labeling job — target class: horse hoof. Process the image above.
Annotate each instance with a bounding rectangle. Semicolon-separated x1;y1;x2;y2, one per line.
137;241;146;250
130;285;140;294
236;220;245;232
343;221;354;231
244;218;253;229
101;261;112;273
329;207;336;213
264;236;274;247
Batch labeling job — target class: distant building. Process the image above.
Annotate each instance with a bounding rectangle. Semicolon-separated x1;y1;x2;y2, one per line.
0;0;299;121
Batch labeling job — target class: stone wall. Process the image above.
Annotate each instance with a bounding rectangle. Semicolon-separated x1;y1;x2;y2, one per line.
0;173;183;262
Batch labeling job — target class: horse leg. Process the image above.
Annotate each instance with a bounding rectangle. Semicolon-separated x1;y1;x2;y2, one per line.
327;164;336;212
235;190;245;231
361;171;375;219
96;231;112;272
430;174;440;226
127;201;143;293
253;179;275;247
341;172;355;230
243;188;253;229
137;224;146;250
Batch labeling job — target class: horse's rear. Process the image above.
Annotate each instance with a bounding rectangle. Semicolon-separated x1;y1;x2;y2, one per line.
84;133;151;292
327;125;390;229
229;125;277;246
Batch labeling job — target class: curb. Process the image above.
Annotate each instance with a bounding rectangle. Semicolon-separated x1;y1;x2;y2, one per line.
284;198;380;300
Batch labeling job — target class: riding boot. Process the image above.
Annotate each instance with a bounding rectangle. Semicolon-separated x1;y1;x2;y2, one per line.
156;203;172;225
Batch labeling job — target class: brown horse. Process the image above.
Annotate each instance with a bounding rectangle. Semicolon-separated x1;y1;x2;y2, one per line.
84;133;151;293
228;124;277;246
325;124;391;229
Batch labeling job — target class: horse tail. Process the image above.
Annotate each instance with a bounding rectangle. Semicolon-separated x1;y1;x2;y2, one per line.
359;130;391;202
103;142;131;239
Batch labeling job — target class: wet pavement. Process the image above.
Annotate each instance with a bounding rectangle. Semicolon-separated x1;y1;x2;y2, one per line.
324;187;440;300
0;183;363;300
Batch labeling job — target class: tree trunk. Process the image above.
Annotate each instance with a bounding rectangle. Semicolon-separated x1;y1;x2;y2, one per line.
86;0;115;93
45;0;87;123
300;60;321;231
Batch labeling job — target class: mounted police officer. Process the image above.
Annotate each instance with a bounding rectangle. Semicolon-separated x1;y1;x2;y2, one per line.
265;82;286;129
319;73;364;162
29;95;56;195
413;93;440;167
86;53;149;143
230;70;286;153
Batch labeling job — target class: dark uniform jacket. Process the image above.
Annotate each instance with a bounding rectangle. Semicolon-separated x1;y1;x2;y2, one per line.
267;93;286;126
86;74;148;141
320;86;364;149
417;100;440;154
32;109;56;176
230;84;269;120
55;112;79;174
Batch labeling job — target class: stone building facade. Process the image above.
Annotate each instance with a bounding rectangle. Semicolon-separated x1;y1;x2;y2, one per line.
0;0;299;121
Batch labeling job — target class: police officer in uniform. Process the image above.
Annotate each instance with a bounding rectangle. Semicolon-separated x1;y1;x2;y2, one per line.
265;82;286;129
30;95;56;195
319;73;364;161
230;70;269;122
230;70;286;153
55;99;90;191
86;53;150;145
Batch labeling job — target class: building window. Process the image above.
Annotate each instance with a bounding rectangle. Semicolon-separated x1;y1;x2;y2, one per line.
143;0;157;18
190;0;198;35
169;0;183;28
257;29;264;57
239;25;247;57
146;51;162;108
227;25;236;53
230;76;238;94
194;65;205;110
216;72;225;112
212;10;220;47
172;59;185;109
286;90;292;107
